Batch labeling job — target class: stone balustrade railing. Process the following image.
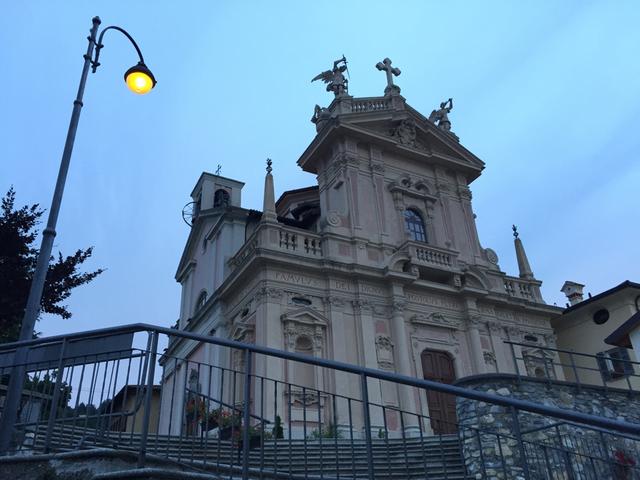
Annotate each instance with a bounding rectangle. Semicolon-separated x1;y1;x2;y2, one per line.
405;241;458;270
278;228;322;256
503;276;535;300
350;97;390;113
228;223;322;272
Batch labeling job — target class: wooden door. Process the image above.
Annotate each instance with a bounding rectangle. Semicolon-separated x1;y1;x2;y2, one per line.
421;349;457;434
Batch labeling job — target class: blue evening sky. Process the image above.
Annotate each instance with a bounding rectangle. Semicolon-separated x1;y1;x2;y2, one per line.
1;1;639;338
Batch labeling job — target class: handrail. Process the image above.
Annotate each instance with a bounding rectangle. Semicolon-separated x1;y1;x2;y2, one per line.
521;419;640;442
2;322;640;435
506;339;640;364
184;388;272;425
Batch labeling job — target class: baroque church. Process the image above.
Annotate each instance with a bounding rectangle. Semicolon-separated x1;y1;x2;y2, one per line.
159;57;563;438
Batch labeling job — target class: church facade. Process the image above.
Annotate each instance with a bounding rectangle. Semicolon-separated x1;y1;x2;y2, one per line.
159;59;563;438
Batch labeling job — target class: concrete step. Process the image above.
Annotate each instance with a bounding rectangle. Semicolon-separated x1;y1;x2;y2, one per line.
28;426;470;480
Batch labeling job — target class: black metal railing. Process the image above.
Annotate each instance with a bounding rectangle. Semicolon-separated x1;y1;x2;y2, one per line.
0;323;639;479
506;340;640;393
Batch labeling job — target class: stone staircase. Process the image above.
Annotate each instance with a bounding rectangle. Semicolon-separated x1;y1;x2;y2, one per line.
26;424;470;479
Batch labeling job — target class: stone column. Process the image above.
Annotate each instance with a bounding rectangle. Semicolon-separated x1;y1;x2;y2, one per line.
325;296;354;437
353;299;385;437
254;286;284;424
467;318;486;375
390;300;420;436
488;320;515;373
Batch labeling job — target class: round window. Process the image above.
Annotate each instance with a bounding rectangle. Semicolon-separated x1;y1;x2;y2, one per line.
593;309;610;325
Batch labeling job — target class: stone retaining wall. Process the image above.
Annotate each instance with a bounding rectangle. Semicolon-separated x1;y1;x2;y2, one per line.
455;374;640;480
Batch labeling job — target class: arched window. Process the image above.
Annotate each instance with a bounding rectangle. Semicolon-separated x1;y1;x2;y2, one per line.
195;290;207;313
404;208;427;243
214;189;230;207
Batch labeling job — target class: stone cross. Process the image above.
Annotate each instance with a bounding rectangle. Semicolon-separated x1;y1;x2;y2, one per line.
376;57;401;94
266;158;272;174
215;164;222;175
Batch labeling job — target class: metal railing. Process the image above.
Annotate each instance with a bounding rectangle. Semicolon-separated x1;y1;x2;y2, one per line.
506;340;640;393
0;323;639;479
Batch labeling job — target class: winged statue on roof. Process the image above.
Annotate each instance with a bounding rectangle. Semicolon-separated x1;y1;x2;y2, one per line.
311;56;349;97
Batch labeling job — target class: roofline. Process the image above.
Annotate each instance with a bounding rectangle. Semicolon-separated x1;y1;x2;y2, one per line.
563;280;640;314
605;310;640;348
297;121;484;181
190;171;245;198
275;185;319;208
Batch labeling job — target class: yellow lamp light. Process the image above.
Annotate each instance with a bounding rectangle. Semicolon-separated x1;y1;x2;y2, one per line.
124;62;156;94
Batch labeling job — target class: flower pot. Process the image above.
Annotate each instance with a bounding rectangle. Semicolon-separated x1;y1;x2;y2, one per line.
201;418;219;432
219;426;233;440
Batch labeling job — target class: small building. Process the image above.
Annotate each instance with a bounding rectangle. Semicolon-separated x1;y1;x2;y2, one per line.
108;385;162;434
552;280;640;389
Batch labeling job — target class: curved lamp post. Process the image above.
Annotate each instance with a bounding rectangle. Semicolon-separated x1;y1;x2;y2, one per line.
0;16;155;454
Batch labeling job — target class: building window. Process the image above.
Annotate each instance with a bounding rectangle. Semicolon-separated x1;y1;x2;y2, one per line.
404;208;427;243
195;291;207;314
596;347;634;381
592;309;610;325
214;189;230;207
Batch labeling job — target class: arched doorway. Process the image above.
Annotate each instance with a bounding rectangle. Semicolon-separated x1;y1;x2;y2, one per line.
421;349;457;434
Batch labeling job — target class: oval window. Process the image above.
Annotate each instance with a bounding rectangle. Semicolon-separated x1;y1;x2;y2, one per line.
291;297;312;306
524;335;538;343
593;309;610;325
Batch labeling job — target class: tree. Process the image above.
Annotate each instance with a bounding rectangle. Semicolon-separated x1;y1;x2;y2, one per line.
0;187;104;343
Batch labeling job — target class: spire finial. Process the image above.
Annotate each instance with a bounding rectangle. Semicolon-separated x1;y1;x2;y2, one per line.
262;158;277;223
512;225;534;279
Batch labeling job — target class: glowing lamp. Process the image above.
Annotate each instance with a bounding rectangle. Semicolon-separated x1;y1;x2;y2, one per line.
124;62;156;94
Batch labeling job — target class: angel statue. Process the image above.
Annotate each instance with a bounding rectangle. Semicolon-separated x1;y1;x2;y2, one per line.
428;98;453;131
311;57;349;97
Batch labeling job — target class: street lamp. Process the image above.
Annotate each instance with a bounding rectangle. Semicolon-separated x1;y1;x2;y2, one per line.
0;16;155;454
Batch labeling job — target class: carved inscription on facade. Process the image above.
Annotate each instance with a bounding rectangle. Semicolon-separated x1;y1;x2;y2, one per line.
275;271;323;288
361;284;385;296
333;280;353;291
405;292;462;311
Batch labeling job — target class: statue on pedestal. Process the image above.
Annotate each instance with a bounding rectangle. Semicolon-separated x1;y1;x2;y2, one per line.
311;56;349;97
429;98;454;131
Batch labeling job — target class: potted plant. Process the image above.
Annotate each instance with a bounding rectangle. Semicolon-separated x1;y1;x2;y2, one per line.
185;397;205;436
201;408;221;432
233;425;264;453
185;397;205;422
271;415;284;439
613;449;636;479
218;410;241;440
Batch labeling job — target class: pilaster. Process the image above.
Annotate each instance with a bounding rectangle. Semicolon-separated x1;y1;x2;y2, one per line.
390;298;420;436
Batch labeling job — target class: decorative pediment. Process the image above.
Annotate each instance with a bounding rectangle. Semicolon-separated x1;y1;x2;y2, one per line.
281;307;328;352
297;98;485;180
280;307;329;327
410;312;461;330
388;176;439;205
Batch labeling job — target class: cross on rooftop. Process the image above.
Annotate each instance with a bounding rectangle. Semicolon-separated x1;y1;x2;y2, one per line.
376;57;401;94
215;164;222;175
